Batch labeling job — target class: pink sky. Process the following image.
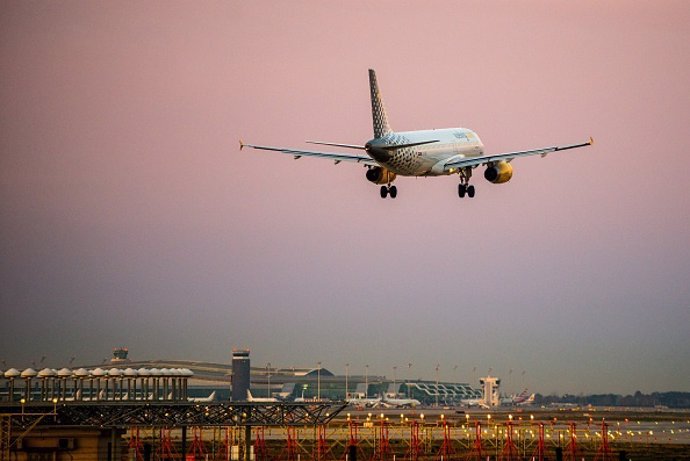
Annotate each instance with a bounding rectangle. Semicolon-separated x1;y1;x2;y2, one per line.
1;1;689;394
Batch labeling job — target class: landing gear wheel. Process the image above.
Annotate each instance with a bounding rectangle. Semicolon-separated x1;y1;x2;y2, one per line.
467;185;475;198
458;184;467;198
380;186;388;198
389;185;397;199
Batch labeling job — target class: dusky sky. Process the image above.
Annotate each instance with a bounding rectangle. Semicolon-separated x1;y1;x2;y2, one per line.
1;1;689;395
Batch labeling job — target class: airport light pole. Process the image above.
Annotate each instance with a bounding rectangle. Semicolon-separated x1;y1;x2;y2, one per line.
266;362;271;398
435;364;440;407
392;366;397;398
317;361;321;401
453;365;458;404
345;363;349;400
365;365;369;398
407;363;412;398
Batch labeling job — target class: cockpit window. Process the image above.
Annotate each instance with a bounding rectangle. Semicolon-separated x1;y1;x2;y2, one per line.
453;131;469;141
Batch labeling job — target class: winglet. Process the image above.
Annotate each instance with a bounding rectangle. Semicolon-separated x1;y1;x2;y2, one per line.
239;139;245;150
589;136;595;145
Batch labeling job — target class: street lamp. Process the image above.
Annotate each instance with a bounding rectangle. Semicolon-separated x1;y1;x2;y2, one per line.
392;366;397;398
435;364;440;407
407;363;413;398
266;362;271;399
364;365;369;398
345;363;350;400
317;361;321;401
452;365;458;404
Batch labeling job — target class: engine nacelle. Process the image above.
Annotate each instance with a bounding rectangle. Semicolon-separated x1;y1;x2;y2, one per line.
366;166;397;185
484;161;513;184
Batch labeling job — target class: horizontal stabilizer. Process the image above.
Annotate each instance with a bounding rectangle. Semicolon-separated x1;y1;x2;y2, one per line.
306;140;366;150
378;139;439;151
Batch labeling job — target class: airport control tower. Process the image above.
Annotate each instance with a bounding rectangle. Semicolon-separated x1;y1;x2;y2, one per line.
231;348;251;401
111;347;129;363
480;375;501;407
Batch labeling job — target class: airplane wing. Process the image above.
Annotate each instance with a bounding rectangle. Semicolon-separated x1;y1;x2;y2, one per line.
240;141;378;166
444;137;593;171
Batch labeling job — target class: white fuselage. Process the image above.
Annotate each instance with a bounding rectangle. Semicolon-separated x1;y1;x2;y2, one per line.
369;128;484;176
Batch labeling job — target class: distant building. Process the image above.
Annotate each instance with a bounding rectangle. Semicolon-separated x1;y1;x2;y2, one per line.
111;347;129;363
75;348;479;403
231;349;250;401
479;375;501;407
406;381;481;405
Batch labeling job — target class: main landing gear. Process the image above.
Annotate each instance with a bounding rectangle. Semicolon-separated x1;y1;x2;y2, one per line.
380;185;397;199
458;183;475;198
457;167;475;199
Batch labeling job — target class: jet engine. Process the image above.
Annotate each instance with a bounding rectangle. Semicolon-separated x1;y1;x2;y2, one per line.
484;161;513;184
366;166;397;185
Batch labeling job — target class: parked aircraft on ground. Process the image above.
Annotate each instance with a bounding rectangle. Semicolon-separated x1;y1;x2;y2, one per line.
380;396;421;408
346;396;383;408
501;389;536;406
460;397;490;409
246;390;278;403
188;391;217;403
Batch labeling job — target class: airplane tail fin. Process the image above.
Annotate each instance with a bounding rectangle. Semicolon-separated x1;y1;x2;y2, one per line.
369;69;392;138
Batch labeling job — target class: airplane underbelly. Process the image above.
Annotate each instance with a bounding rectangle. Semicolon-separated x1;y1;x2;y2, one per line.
382;149;439;176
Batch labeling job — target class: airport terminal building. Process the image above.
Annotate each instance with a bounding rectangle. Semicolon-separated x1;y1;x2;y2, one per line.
74;348;480;405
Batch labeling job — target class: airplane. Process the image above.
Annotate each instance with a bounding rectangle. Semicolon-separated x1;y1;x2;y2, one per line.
246;389;278;403
240;69;593;199
345;383;382;407
188;391;217;403
459;397;490;409
501;389;535;406
380;383;421;408
517;394;536;406
346;396;383;408
276;382;296;400
380;396;421;408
